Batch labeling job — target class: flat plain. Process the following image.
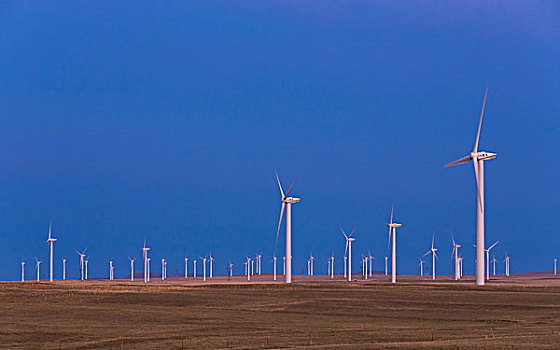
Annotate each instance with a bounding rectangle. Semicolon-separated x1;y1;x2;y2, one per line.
1;274;559;349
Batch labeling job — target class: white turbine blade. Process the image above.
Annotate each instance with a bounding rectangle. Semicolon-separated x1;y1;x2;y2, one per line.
390;204;394;225
488;240;500;250
445;155;471;168
344;240;349;257
284;181;295;199
431;233;435;250
422;250;431;258
340;227;348;240
387;226;392;251
434;251;438;259
472;158;484;212
473;87;488;153
275;170;285;198
349;229;355;238
48;219;52;239
451;233;455;246
274;202;286;257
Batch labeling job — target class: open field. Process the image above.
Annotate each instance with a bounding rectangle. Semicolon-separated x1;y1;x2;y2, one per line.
1;274;560;349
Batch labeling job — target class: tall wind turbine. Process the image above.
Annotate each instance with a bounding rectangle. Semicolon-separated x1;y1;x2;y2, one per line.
209;253;214;278
109;261;114;280
21;261;25;282
184;258;188;279
272;256;277;281
386;205;402;284
341;228;355;282
418;258;425;276
445;88;497;286
504;252;510;277
451;235;461;280
76;248;87;281
274;171;300;284
142;240;150;283
422;234;438;280
35;258;42;282
554;258;557;276
46;221;57;282
485;241;499;280
128;257;135;281
85;258;89;280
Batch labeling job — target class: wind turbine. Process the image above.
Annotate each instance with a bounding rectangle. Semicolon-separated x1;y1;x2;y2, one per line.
451;235;461;280
35;258;42;282
184;258;188;279
274;171;300;284
309;253;314;276
109;261;114;280
193;259;197;278
341;228;356;282
422;234;438;280
445;88;497;286
128;257;135;281
21;261;25;282
384;256;388;276
485;241;499;280
46;221;57;282
62;258;66;280
161;259;166;280
209;253;214;278
201;256;207;282
76;248;87;281
386;205;402;284
245;257;251;281
418;258;425;276
85;258;89;280
272;256;277;281
142;240;150;283
554;258;557;276
228;262;233;277
491;254;497;276
330;253;335;279
368;252;374;277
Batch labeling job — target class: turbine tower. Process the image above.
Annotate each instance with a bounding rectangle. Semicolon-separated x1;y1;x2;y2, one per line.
274;171;300;284
76;248;87;281
451;235;461;280
142;240;150;283
21;261;25;282
128;257;135;281
386;205;402;284
46;221;57;282
62;258;66;280
341;228;355;282
445;88;497;286
35;257;42;282
422;234;438;280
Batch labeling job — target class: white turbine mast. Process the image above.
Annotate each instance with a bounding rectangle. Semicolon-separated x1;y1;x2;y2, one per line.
341;228;356;282
386;204;402;284
422;233;438;280
46;220;57;282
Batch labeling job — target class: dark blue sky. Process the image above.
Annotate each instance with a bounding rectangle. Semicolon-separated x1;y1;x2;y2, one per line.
1;2;558;280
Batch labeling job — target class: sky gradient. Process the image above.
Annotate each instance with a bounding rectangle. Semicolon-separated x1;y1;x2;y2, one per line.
1;1;559;280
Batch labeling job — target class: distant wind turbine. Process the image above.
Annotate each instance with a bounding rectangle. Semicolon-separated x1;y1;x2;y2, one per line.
76;248;87;281
422;234;438;280
274;171;300;284
35;257;42;282
21;261;25;282
451;234;461;280
62;258;66;280
128;257;135;281
341;228;356;282
142;240;150;283
386;204;402;284
46;221;57;282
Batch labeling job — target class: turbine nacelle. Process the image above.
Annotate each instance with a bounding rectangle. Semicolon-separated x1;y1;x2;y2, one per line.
283;197;301;204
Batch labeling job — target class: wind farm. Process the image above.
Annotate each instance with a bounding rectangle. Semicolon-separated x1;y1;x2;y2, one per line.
2;2;558;349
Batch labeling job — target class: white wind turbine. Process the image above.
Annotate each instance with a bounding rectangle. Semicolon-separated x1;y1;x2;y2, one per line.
491;254;497;276
21;261;25;282
128;257;135;281
484;241;499;281
245;257;251;281
76;248;87;281
109;261;114;280
368;252;374;277
193;259;197;278
184;257;188;279
274;171;300;284
62;258;66;280
330;253;335;279
201;256;207;282
384;256;388;276
422;234;438;280
341;228;356;282
209;253;214;278
35;257;42;282
386;205;402;284
161;258;166;280
46;221;57;282
228;262;233;277
554;258;557;276
451;235;461;280
142;240;150;283
272;256;277;281
85;258;89;280
418;258;425;276
445;88;497;286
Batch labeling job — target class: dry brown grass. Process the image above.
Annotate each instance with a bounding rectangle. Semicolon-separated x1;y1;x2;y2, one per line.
1;275;559;349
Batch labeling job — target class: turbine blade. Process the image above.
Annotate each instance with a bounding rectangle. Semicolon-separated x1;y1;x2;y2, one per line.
275;170;285;198
390;204;394;225
473;87;488;153
445;155;472;168
489;240;499;250
473;158;484;212
422;250;431;258
345;240;349;257
274;202;286;257
284;181;295;199
340;227;348;239
431;233;435;250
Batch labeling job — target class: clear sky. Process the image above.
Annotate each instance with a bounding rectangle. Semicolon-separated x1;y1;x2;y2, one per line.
1;1;558;280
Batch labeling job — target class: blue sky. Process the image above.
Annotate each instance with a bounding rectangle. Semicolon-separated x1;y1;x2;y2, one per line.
0;1;558;280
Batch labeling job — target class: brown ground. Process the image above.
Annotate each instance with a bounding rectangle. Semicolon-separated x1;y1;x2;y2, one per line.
1;274;559;349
